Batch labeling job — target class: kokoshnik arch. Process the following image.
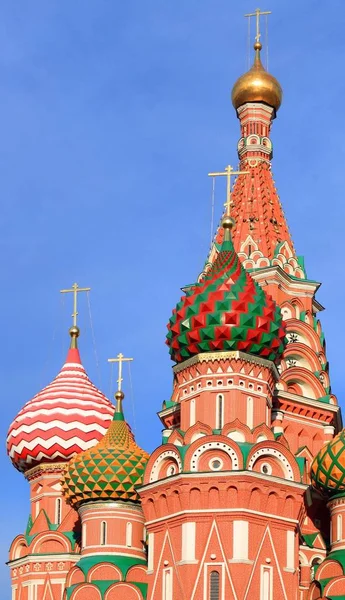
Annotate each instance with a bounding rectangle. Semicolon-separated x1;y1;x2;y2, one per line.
6;10;345;600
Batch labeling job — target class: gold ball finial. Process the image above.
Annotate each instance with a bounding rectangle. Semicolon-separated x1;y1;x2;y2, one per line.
115;390;125;402
222;215;235;230
69;325;80;349
114;390;125;414
254;41;262;51
69;325;80;338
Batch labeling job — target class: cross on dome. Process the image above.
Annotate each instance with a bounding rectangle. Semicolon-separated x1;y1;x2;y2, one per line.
208;165;249;217
60;282;91;327
244;7;271;44
108;353;134;393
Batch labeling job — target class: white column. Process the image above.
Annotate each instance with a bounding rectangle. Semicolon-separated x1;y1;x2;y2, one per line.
190;399;196;426
286;530;295;569
233;520;248;560
247;397;253;429
163;568;173;600
148;532;154;571
260;565;273;600
182;522;196;561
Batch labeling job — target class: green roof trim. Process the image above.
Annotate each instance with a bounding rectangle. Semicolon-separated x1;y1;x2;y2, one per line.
162;400;178;409
296;456;305;477
302;533;319;548
238;442;253;465
297;255;306;275
317;395;331;404
75;554;147;578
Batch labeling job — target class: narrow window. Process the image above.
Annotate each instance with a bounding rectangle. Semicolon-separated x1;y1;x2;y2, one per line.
82;523;87;549
55;498;62;525
163;568;173;600
260;566;273;600
190;399;196;426
216;394;223;429
101;521;107;546
182;522;196;561
148;532;154;571
126;522;132;547
286;530;294;569
337;514;342;542
247;397;253;429
233;521;249;559
210;571;220;600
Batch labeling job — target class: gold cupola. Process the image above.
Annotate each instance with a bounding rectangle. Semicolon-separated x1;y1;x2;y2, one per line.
231;41;282;112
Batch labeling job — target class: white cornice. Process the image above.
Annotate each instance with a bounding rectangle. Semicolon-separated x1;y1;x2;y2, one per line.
173;351;278;378
250;266;320;296
139;469;307;494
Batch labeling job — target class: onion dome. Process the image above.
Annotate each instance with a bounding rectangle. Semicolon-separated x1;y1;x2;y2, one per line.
62;390;149;507
166;217;286;363
311;430;345;495
232;42;282;112
7;326;114;473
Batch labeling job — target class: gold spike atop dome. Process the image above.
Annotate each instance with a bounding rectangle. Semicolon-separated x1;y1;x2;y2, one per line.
231;40;282;112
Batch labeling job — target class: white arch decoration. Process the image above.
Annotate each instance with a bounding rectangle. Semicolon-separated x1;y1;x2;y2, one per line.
149;450;182;483
247;447;294;480
190;441;239;471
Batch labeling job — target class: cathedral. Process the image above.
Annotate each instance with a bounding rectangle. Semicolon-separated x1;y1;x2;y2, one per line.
6;12;345;600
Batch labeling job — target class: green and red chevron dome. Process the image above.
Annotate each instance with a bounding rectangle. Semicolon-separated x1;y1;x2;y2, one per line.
166;238;286;363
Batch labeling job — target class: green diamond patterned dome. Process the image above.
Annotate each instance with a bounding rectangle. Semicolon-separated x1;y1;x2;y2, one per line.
62;401;149;508
166;233;286;363
311;430;345;495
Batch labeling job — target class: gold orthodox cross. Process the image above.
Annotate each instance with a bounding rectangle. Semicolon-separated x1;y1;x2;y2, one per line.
208;165;249;216
244;7;271;43
108;353;133;392
60;282;91;327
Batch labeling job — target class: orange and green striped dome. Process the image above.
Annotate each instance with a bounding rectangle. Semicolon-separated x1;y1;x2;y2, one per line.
62;394;149;507
166;229;286;363
311;430;345;495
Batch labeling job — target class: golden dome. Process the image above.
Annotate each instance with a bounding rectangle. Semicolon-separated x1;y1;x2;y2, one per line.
232;42;282;112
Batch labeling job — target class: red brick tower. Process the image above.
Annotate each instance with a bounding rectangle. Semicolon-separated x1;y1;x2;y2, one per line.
139;33;341;600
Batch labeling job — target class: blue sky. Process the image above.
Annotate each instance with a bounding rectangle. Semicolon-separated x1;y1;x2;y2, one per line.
1;0;344;592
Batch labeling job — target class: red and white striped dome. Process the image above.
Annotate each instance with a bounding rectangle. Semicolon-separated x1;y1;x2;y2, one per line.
7;338;114;473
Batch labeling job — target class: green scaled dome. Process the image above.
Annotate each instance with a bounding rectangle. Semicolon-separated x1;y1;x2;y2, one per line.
62;394;149;508
166;230;286;363
311;430;345;495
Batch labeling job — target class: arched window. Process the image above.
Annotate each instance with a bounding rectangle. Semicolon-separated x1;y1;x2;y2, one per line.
126;522;132;547
55;498;62;525
210;571;220;600
311;557;321;580
101;521;107;546
216;394;223;429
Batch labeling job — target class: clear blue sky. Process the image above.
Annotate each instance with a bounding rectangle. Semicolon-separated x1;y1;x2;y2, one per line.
1;0;344;592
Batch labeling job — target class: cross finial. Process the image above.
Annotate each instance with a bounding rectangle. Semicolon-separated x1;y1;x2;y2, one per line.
60;282;91;327
208;165;249;217
108;353;134;393
244;7;271;44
